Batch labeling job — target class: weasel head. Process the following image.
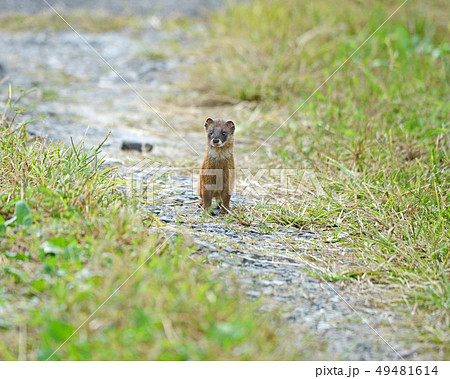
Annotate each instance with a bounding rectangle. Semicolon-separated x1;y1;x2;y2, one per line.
204;118;235;149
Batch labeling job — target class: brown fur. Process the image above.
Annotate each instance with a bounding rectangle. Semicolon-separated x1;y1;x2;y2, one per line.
198;118;236;214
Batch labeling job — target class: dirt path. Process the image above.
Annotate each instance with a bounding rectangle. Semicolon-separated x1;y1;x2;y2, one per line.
0;2;430;359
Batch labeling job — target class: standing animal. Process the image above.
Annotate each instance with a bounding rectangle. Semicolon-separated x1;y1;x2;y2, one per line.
198;118;236;214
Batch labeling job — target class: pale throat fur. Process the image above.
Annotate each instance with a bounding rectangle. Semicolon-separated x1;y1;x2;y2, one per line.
206;142;234;161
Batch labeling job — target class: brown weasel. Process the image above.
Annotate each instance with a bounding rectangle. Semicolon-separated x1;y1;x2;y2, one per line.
198;118;236;214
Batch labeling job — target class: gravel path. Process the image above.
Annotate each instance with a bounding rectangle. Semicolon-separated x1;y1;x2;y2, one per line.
116;166;419;360
0;1;429;360
1;0;225;17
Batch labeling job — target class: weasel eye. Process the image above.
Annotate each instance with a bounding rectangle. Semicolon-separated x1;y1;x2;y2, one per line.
209;130;214;135
222;131;226;136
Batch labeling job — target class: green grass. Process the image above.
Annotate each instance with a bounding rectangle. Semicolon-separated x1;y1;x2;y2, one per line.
135;49;169;61
0;11;142;33
0;96;302;360
187;0;449;352
40;88;59;101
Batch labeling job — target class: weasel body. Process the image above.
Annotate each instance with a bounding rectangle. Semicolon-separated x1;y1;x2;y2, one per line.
198;118;236;214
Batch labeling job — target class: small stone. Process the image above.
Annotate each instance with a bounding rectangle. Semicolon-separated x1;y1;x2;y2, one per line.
317;321;331;331
121;140;153;152
194;240;216;251
246;290;261;298
300;233;315;239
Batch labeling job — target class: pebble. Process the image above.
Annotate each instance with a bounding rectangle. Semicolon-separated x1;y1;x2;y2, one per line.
246;290;261;298
121;140;153;153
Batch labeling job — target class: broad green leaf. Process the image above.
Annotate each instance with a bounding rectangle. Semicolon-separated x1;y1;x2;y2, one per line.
15;201;32;228
0;215;5;234
46;320;75;342
32;278;48;292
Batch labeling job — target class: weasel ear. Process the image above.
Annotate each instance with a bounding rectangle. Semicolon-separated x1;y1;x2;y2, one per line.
226;120;235;131
205;118;214;128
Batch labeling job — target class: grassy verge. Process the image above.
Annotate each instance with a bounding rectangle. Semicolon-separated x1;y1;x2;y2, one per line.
187;0;449;352
0;97;300;360
0;10;142;33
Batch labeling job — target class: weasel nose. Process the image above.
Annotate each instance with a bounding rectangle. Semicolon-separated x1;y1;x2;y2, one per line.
213;138;220;143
